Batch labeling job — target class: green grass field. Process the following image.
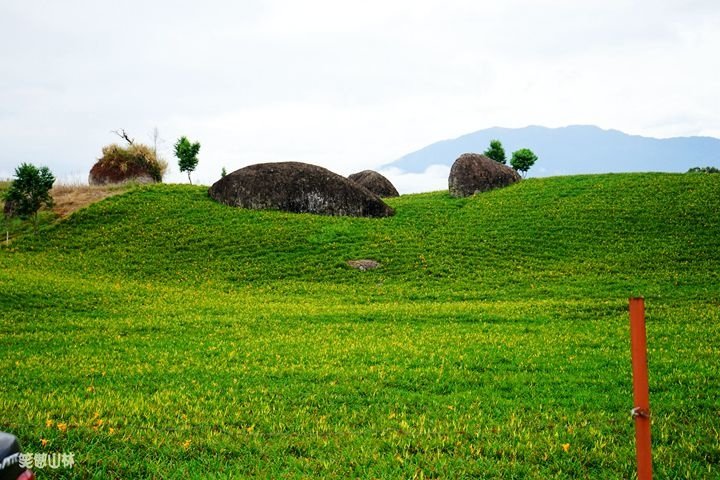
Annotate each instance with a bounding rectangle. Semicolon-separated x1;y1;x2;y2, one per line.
1;173;719;478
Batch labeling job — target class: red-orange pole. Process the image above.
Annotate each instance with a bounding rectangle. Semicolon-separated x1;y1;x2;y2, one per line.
629;297;652;480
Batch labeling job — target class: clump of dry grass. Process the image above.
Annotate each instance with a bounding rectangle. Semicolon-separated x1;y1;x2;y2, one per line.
90;143;167;184
2;179;130;219
50;182;130;217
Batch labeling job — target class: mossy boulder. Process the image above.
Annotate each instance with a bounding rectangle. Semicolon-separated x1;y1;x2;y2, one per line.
209;162;395;218
348;170;399;198
89;144;166;185
448;153;521;197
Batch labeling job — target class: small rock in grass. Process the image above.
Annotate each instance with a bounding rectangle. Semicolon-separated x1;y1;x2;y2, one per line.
347;259;381;271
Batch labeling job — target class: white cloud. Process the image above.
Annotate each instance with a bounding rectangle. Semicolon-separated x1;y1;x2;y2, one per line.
1;0;719;188
380;165;450;195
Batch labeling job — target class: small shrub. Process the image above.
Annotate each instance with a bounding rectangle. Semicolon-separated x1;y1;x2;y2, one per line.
510;148;538;177
3;163;55;232
175;136;201;185
484;139;507;164
687;166;720;174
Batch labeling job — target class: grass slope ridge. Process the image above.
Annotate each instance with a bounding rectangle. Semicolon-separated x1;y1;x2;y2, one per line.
6;173;719;299
1;173;719;478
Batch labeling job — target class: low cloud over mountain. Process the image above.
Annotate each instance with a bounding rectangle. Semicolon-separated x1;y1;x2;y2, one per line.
381;125;720;193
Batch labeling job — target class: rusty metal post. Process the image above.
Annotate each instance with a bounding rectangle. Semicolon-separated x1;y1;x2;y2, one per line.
629;297;652;480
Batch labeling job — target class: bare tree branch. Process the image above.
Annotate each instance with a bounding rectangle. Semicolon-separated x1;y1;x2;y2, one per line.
111;128;134;145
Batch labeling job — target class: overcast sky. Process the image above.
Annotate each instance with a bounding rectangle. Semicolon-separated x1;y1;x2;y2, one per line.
1;0;719;192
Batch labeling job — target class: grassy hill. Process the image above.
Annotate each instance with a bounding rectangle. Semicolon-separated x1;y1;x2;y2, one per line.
1;173;719;478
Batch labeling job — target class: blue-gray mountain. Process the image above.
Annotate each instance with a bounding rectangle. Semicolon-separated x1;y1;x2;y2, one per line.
386;125;720;176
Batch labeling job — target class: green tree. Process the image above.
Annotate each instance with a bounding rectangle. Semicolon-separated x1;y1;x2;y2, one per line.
174;136;201;185
484;139;506;164
221;167;227;178
3;163;55;233
510;148;538;178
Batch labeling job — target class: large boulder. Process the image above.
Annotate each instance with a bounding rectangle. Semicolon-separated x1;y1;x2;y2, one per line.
209;162;395;218
89;163;155;186
448;153;521;197
348;170;399;198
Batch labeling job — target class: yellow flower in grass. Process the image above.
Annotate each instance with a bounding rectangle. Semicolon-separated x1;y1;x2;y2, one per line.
45;419;53;428
57;423;68;433
562;443;570;452
40;438;48;447
182;439;191;449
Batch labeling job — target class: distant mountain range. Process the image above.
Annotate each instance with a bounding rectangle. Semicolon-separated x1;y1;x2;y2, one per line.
385;125;720;176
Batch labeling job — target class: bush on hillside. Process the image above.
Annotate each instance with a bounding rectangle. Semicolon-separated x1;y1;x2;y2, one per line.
174;136;201;185
687;166;720;174
510;148;538;178
3;163;55;232
89;143;168;185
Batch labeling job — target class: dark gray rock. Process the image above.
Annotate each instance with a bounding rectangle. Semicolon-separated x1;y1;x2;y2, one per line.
3;198;18;218
209;162;395;218
89;170;154;186
348;170;399;197
448;153;521;197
